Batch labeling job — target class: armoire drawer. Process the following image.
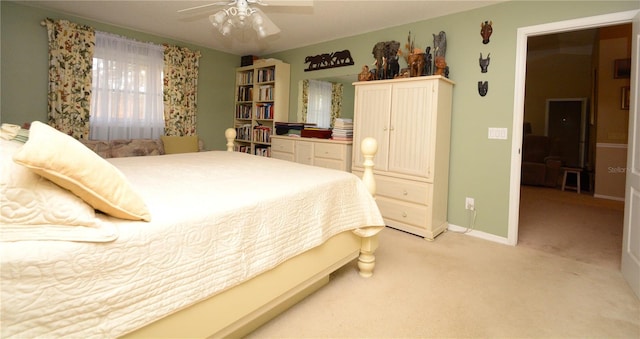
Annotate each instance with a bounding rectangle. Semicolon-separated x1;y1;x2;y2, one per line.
271;138;295;153
375;196;431;229
314;142;345;160
376;176;431;205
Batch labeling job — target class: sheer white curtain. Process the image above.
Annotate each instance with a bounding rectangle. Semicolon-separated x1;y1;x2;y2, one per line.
90;31;165;140
306;79;332;128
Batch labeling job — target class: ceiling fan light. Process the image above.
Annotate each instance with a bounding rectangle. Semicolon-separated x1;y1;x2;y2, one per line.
255;26;268;38
251;13;264;26
221;21;233;36
209;11;228;27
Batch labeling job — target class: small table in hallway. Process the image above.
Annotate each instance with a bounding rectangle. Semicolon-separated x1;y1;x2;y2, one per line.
561;167;582;194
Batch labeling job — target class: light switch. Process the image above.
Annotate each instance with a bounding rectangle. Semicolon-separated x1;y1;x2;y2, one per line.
488;127;508;140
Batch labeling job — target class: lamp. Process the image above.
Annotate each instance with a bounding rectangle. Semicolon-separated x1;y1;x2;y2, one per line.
209;0;280;38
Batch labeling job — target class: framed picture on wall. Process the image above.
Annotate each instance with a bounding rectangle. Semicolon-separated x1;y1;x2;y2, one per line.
621;86;630;110
614;58;631;79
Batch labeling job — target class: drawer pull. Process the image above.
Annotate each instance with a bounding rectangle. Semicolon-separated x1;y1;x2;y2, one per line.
403;190;408;196
402;212;407;218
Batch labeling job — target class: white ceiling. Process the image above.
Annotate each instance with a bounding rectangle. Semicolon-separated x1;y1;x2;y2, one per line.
18;0;502;56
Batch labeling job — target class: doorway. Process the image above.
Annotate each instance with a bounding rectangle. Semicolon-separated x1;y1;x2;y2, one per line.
508;10;637;249
517;26;629;269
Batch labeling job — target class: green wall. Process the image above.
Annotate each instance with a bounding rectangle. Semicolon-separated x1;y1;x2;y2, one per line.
0;1;238;151
266;1;638;238
1;1;638;239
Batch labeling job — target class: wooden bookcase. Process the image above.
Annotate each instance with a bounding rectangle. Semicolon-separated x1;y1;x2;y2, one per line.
233;60;290;157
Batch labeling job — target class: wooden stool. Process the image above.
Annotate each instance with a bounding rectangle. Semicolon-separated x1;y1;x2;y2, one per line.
562;167;582;194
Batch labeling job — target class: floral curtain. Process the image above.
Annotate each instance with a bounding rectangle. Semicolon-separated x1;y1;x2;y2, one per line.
45;18;95;139
330;82;343;127
300;79;310;123
163;45;201;136
299;79;342;128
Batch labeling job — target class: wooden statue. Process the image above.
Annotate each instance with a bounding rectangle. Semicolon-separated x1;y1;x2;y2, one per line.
434;56;447;76
408;53;426;77
433;31;447;59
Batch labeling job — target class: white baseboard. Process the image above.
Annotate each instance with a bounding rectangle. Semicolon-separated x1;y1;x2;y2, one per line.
447;224;512;246
593;193;625;202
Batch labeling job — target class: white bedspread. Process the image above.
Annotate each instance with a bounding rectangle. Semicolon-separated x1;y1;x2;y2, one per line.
0;151;384;338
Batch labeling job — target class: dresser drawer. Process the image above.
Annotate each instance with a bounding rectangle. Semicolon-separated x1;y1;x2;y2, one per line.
314;158;345;171
271;138;294;153
271;151;294;162
376;176;431;205
376;196;431;229
314;142;345;160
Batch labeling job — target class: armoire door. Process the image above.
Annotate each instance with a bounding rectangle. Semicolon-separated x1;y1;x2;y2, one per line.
353;83;392;171
388;80;435;178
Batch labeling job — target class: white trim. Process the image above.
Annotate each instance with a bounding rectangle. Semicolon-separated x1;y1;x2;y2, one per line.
447;224;510;245
596;143;629;149
508;9;639;247
593;194;626;202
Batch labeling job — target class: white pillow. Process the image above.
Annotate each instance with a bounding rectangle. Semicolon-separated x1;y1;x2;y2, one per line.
12;121;151;221
0;138;117;242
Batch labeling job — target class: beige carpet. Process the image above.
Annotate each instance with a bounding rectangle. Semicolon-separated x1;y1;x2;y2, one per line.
246;228;639;338
518;185;625;270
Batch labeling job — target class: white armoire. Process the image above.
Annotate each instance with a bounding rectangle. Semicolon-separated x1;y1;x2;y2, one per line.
351;76;454;240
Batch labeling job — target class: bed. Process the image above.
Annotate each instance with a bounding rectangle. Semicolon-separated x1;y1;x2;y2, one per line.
0;122;384;338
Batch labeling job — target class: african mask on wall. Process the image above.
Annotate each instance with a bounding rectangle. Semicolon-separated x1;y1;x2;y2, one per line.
479;53;490;73
481;21;493;44
478;81;488;97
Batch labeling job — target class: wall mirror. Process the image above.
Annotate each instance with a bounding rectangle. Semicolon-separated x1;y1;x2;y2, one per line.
296;75;356;128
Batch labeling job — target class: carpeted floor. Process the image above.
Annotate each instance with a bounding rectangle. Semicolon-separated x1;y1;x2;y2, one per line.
246;187;638;338
518;185;625;270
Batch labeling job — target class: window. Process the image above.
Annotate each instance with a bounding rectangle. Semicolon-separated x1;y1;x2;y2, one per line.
90;31;164;140
305;80;332;128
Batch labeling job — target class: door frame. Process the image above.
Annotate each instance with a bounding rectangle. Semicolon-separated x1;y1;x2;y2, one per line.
508;9;639;246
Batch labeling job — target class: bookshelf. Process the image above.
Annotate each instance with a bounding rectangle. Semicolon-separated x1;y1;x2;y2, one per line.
233;60;290;156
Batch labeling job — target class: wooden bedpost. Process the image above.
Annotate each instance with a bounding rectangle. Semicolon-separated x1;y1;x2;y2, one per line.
225;128;236;152
360;137;377;197
356;137;382;278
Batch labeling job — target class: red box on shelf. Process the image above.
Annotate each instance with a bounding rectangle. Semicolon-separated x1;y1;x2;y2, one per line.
301;128;332;139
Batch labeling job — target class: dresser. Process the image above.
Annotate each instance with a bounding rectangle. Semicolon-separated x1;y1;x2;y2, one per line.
351;76;454;240
271;136;352;172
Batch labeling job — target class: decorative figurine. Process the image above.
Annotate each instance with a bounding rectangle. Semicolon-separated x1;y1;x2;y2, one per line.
424;46;433;76
408;52;426;77
372;42;387;79
434;56;447;76
372;40;400;80
478;81;488;97
433;31;447;59
358;65;375;81
386;41;401;79
479;53;491;73
481;21;493;44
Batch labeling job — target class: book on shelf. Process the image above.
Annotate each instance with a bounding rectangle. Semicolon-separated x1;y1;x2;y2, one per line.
257;68;276;83
333;118;353;129
236;86;253;101
253;125;272;143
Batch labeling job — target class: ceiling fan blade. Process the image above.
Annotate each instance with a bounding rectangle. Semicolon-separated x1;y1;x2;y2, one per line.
177;1;235;14
254;0;313;7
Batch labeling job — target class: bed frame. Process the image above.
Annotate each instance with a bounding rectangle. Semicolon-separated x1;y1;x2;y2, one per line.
120;129;383;338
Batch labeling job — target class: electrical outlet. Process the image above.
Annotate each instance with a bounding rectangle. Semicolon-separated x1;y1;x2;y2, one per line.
465;197;475;210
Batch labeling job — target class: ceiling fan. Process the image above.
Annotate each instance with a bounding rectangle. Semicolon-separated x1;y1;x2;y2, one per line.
178;0;313;39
